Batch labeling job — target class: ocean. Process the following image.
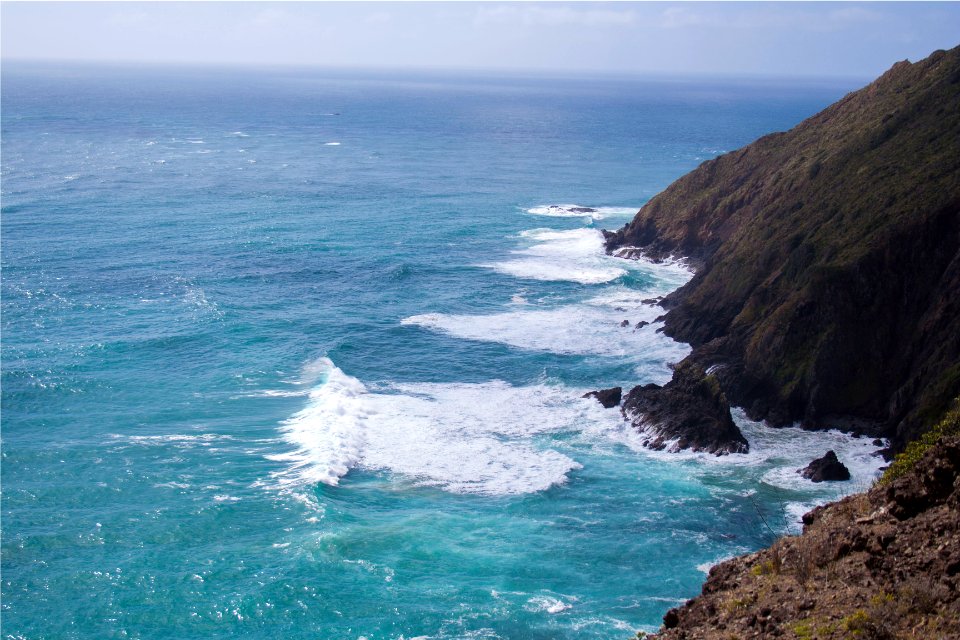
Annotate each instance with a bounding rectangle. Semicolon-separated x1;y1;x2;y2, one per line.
2;62;883;639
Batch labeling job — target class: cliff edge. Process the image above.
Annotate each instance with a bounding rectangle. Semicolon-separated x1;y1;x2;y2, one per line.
646;404;960;639
606;46;960;451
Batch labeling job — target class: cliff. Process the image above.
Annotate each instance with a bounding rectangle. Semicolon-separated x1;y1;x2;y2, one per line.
605;46;960;451
645;406;960;639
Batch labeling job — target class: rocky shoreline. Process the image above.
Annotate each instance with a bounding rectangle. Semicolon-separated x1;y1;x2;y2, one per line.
586;45;960;638
602;45;960;455
619;360;748;455
645;431;960;639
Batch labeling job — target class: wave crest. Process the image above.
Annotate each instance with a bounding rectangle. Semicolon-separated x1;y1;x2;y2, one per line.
268;359;608;495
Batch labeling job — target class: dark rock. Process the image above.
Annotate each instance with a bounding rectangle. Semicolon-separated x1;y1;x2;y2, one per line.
799;450;851;482
642;297;664;305
568;206;597;213
620;361;749;455
583;386;622;409
635;320;650;330
663;608;680;629
885;437;960;520
619;319;630;327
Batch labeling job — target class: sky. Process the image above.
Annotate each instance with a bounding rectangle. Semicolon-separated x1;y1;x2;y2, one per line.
2;2;959;79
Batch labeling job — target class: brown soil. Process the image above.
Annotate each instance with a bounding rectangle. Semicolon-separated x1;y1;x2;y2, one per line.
645;437;960;639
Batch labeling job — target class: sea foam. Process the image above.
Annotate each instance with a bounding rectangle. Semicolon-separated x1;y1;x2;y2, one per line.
481;228;628;285
611;408;888;531
402;305;688;366
526;204;638;220
268;359;618;495
268;361;367;488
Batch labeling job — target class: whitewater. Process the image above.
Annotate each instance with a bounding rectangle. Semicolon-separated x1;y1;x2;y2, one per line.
2;63;873;638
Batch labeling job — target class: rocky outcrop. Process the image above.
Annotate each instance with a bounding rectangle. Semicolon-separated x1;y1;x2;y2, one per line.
649;436;960;639
798;450;851;482
621;362;748;455
605;46;960;452
583;386;622;409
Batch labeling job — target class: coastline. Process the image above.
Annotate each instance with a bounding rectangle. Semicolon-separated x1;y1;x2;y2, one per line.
601;46;960;453
644;431;960;639
595;45;960;638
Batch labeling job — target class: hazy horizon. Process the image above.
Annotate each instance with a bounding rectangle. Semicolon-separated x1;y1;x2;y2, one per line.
2;2;959;80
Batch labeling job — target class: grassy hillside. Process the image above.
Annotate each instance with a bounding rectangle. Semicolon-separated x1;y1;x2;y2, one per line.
606;46;960;449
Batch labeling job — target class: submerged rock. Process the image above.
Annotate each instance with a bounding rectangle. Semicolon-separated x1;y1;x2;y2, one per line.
621;361;748;455
583;386;622;409
799;450;851;482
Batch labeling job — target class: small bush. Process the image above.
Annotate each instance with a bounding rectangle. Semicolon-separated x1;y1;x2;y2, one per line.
723;595;754;614
897;578;947;616
841;609;871;634
839;595;897;639
793;547;815;589
751;553;782;577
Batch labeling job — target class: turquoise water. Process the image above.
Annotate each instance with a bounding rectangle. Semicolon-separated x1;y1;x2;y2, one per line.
2;63;883;639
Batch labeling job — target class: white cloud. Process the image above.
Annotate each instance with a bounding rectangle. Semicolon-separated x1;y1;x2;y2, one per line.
659;7;710;30
475;5;636;28
658;5;889;33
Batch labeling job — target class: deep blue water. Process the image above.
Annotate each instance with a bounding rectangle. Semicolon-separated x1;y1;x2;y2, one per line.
2;62;883;639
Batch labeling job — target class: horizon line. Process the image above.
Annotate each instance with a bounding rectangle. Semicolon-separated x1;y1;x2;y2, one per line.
1;56;875;85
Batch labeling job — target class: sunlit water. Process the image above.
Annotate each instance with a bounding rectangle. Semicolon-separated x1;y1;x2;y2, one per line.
1;63;879;638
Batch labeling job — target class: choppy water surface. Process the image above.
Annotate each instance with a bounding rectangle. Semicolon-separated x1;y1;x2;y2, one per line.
1;63;877;638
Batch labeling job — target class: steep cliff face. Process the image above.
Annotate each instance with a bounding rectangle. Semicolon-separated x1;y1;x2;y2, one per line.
606;46;960;449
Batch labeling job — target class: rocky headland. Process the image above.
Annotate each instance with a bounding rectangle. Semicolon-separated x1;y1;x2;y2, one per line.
620;361;748;455
600;45;960;638
605;45;960;455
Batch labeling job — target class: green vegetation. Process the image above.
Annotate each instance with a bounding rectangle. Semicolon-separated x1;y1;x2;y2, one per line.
723;595;754;614
840;609;872;635
837;592;898;639
751;557;780;577
790;619;814;640
790;617;842;638
880;400;960;484
606;46;960;447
